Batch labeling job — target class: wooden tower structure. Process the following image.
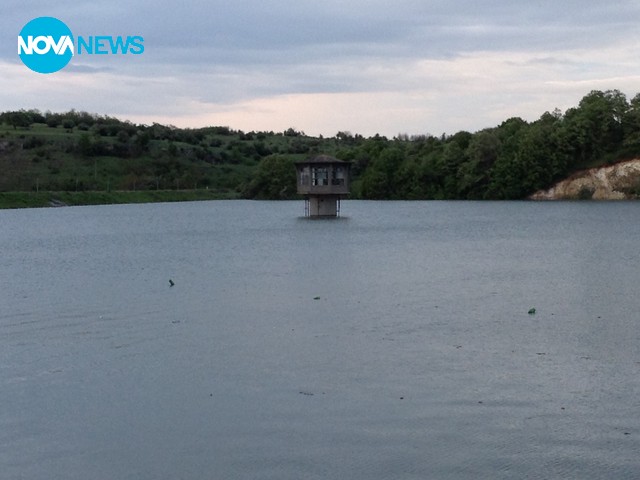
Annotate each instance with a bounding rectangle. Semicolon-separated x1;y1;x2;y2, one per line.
295;155;351;217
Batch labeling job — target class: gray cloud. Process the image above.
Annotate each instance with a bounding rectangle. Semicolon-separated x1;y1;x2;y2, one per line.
4;0;640;135
6;1;640;66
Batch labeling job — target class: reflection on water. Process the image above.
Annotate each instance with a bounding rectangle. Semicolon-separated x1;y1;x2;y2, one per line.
1;200;639;479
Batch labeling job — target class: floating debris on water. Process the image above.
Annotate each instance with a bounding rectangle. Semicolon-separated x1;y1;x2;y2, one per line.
528;307;536;315
313;296;321;300
169;279;175;287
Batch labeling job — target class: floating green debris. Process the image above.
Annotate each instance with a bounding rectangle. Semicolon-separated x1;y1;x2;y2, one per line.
528;308;536;315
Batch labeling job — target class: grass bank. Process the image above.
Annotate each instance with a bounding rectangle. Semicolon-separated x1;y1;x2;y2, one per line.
0;189;241;209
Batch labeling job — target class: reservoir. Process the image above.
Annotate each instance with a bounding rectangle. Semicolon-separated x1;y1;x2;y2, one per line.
1;200;639;479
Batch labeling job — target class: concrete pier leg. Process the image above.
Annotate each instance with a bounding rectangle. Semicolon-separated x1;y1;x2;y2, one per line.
308;196;338;216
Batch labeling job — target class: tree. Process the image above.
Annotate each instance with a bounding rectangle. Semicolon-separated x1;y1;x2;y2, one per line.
360;147;404;199
2;111;32;129
457;129;500;198
244;155;297;199
77;133;93;156
437;140;467;198
489;114;557;198
560;89;629;167
622;93;640;155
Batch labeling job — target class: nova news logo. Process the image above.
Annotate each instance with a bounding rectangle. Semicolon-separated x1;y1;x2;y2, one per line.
18;16;144;74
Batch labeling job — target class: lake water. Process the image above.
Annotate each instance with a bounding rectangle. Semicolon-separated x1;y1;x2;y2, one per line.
1;200;639;479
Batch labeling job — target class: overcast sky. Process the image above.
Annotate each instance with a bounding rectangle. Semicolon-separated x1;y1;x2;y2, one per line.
3;0;640;137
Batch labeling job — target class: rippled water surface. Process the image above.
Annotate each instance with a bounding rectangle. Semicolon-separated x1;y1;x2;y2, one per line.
1;200;639;479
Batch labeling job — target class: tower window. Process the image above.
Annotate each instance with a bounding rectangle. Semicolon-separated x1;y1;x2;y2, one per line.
312;167;328;186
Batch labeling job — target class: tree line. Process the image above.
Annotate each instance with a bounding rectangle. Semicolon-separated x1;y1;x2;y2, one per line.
2;90;640;199
244;90;640;200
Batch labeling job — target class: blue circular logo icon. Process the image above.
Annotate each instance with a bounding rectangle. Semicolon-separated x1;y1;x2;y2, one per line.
18;17;74;74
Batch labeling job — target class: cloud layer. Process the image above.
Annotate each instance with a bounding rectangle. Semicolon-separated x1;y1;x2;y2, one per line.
3;0;640;136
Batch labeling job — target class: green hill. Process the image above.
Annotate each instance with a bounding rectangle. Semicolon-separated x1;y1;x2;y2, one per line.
2;89;640;208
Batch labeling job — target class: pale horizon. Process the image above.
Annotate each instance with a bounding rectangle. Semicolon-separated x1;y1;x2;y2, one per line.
3;1;640;137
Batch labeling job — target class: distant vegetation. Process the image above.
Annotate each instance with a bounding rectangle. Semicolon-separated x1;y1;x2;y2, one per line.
2;89;640;207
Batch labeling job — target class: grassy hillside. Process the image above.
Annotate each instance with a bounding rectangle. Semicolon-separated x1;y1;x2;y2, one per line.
3;90;640;208
0;190;239;209
0;116;337;198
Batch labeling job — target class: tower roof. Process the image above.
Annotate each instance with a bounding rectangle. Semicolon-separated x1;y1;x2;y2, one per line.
295;154;348;165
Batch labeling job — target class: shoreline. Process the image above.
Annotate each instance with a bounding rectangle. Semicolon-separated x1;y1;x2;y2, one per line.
3;191;639;210
0;189;241;209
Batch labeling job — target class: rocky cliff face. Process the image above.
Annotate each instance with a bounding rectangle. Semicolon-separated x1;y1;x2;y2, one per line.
530;159;640;200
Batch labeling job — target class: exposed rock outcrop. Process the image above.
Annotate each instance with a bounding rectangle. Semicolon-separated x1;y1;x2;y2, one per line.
530;159;640;200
